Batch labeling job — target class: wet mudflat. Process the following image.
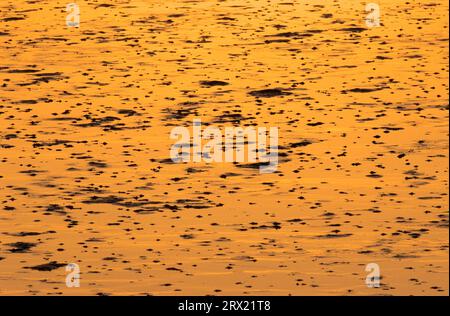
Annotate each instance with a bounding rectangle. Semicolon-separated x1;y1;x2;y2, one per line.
0;0;448;295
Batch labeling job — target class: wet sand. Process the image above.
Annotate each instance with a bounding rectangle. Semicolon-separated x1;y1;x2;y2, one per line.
0;0;448;295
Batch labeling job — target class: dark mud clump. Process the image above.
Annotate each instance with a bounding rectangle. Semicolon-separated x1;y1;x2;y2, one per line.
7;242;37;253
249;88;292;98
200;80;229;87
26;261;66;272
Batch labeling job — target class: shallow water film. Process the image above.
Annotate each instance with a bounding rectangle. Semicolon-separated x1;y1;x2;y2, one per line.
0;0;448;296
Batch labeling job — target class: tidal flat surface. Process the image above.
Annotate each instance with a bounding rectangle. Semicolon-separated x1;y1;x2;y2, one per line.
0;0;448;295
